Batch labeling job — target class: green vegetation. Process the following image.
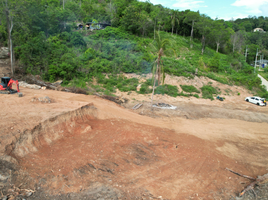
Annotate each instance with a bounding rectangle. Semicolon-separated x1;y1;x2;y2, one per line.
1;0;268;100
138;79;154;94
96;74;139;92
180;85;200;93
201;85;220;100
155;85;178;97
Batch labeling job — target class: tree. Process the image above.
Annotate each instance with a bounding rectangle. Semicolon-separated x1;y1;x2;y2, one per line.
1;0;18;75
183;10;200;48
139;11;152;36
196;14;211;54
231;30;245;53
120;3;153;36
170;10;179;35
210;20;231;53
149;31;175;105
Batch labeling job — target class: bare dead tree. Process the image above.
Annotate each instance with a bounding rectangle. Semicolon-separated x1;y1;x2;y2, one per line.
231;31;245;53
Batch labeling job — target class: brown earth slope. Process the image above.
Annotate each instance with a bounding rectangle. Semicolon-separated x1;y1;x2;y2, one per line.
0;85;268;199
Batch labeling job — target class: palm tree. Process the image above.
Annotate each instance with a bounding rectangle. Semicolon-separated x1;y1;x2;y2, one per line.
150;31;176;105
171;10;179;35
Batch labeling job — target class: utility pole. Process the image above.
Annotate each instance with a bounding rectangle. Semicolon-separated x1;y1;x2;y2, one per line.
254;48;258;73
261;54;264;69
259;55;262;71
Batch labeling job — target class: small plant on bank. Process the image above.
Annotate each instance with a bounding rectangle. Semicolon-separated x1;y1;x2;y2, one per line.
154;84;179;97
180;85;200;93
201;85;219;100
96;74;139;93
138;79;156;94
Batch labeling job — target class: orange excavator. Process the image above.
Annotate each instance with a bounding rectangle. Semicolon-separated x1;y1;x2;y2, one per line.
0;77;20;94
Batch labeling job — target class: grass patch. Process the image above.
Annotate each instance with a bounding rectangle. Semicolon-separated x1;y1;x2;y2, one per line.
138;79;156;94
180;85;200;93
154;84;179;97
96;74;139;93
201;85;219;100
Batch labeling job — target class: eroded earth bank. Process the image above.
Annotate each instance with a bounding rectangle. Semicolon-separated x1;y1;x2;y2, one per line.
1;87;268;200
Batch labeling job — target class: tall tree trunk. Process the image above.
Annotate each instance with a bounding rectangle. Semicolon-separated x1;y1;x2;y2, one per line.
201;35;205;55
5;5;14;75
63;0;65;9
154;25;155;40
154;18;156;40
10;33;14;75
151;63;159;106
5;8;10;54
190;20;194;48
172;25;173;35
157;56;161;85
216;42;220;53
232;36;236;53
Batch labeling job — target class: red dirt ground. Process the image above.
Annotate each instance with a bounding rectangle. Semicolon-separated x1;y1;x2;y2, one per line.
1;86;268;199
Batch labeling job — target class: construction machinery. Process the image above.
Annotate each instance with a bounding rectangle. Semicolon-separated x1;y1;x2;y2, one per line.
0;77;20;94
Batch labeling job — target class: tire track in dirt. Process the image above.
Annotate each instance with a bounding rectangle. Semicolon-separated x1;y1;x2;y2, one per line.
16;118;267;199
2;88;268;199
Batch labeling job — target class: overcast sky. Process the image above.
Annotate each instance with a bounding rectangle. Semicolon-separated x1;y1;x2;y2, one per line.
147;0;268;20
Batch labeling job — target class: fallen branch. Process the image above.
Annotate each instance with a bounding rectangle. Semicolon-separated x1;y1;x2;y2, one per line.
226;168;268;197
226;168;255;180
132;103;143;110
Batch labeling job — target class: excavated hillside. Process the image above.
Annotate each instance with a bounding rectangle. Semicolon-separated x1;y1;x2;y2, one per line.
0;83;268;200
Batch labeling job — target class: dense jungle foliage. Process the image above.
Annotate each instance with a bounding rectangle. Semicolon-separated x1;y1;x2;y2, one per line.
1;0;268;98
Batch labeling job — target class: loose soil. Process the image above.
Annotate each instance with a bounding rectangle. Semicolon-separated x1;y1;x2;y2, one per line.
1;75;268;199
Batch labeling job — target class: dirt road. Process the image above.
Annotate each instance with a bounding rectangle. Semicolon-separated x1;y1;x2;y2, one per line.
1;86;268;199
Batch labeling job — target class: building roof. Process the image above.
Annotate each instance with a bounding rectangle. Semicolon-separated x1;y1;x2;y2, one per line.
254;28;266;32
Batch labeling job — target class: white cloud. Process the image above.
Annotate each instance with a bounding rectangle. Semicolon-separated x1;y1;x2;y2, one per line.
172;0;207;10
259;2;268;15
218;14;249;21
145;0;164;4
232;0;268;14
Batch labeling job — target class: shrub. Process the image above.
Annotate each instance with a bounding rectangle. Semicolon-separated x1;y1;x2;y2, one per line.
206;73;230;85
154;84;179;97
96;74;138;93
139;84;152;94
208;53;220;72
180;85;200;93
201;85;219;100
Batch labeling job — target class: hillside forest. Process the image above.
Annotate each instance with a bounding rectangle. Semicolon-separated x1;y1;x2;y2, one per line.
1;0;268;99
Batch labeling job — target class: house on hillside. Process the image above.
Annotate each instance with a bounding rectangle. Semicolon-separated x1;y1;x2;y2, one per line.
253;28;266;33
85;22;111;30
77;23;84;30
257;59;268;68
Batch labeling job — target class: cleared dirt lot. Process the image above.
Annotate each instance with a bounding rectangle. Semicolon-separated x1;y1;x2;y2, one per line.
1;86;268;199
